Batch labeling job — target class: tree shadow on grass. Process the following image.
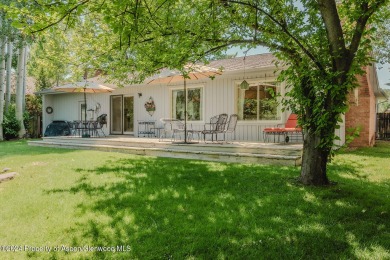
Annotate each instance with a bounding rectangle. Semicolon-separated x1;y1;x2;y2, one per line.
46;157;390;259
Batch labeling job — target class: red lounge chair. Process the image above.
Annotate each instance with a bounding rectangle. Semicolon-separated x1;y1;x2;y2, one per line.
263;114;303;143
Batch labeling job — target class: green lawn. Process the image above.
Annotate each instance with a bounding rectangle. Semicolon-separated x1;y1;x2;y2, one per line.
0;140;389;259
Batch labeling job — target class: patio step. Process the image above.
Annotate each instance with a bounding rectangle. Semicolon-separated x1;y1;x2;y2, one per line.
37;136;303;156
28;137;302;166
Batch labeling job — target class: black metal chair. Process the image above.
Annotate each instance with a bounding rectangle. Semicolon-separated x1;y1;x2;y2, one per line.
95;114;107;137
72;120;83;136
69;121;79;136
222;114;238;141
202;113;228;142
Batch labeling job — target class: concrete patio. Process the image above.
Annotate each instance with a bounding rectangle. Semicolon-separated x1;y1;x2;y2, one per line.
28;136;303;166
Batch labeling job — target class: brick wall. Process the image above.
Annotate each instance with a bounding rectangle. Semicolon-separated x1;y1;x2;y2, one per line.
345;67;377;147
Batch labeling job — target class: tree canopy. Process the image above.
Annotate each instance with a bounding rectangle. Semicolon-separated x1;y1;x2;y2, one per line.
3;0;389;185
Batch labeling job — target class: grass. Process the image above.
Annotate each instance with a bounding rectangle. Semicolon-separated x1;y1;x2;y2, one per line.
0;140;389;259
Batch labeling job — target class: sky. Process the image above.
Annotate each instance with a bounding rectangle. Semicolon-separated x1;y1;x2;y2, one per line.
376;64;390;89
227;46;390;90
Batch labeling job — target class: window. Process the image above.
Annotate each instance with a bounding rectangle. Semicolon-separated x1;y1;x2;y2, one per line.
237;81;280;120
172;87;203;121
80;103;86;121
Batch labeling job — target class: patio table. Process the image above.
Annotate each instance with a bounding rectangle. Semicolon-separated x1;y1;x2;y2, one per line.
138;120;156;137
72;120;99;137
80;121;92;137
187;130;201;142
151;127;164;138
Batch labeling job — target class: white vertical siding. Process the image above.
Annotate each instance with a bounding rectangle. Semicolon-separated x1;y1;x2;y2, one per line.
42;94;54;131
41;68;346;144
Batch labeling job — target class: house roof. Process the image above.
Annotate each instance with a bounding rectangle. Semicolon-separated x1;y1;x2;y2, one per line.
142;53;277;83
37;53;278;94
207;53;276;71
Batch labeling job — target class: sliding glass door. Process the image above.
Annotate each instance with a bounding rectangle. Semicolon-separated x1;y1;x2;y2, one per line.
110;95;134;134
123;96;134;134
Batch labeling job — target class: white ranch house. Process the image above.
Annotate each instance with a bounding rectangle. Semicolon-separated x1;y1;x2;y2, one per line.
39;53;346;144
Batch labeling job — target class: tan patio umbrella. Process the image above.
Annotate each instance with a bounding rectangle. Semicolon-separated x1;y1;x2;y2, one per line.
147;64;223;143
53;81;114;125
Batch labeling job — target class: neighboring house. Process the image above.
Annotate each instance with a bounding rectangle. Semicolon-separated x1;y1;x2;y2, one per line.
9;72;37;95
38;53;385;147
345;64;387;147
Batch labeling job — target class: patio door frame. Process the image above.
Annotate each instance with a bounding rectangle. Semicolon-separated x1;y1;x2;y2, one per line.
110;95;135;135
78;101;86;122
123;95;134;135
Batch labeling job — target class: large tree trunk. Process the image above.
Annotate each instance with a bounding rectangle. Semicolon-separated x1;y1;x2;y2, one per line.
299;132;330;185
16;42;26;138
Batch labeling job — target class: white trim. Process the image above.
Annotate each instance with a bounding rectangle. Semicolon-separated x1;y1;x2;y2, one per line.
234;77;282;122
123;95;135;134
169;84;205;122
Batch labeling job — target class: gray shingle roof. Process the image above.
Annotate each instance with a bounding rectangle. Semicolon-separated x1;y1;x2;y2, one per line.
207;53;276;71
40;53;278;94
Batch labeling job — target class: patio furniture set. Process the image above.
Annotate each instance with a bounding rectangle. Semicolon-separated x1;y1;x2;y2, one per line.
59;111;301;143
157;113;238;143
69;114;107;138
140;113;302;143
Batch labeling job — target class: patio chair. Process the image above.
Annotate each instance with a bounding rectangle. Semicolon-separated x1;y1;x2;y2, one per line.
88;121;98;137
222;114;238;141
263;113;303;143
159;119;174;141
97;114;107;126
173;120;193;141
95;114;107;137
202;113;228;142
159;119;190;141
72;120;83;136
69;121;79;136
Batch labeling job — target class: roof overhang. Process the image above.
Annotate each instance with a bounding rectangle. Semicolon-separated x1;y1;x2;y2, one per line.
34;89;65;95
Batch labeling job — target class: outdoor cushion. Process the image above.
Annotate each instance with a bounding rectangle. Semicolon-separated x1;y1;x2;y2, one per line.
263;114;302;134
263;114;303;143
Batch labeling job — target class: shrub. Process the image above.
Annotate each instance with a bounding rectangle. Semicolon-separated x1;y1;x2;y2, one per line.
2;105;21;140
25;95;42;138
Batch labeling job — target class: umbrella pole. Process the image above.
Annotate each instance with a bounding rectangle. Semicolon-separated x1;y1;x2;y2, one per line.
84;89;87;124
184;78;187;143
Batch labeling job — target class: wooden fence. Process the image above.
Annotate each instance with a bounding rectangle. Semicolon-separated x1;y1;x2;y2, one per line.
377;113;390;140
26;114;42;138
